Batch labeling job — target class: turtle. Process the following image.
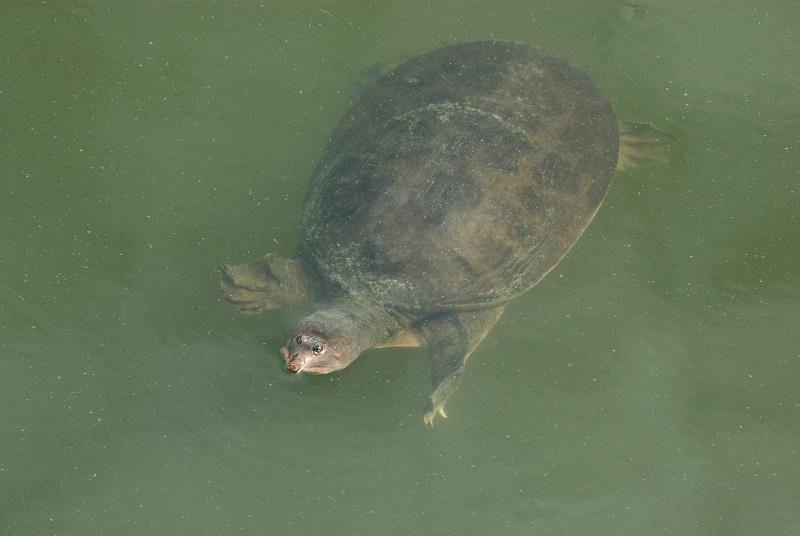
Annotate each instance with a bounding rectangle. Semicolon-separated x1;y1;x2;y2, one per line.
219;40;669;425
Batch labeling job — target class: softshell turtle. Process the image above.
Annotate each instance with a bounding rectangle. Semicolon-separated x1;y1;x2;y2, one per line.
220;41;668;424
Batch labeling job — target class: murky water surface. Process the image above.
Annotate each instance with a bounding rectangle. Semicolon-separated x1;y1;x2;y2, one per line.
2;1;798;534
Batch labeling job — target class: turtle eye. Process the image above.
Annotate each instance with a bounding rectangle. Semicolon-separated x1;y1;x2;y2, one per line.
295;335;303;344
312;344;324;355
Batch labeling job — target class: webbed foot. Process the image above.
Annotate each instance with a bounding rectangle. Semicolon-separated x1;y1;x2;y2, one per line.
423;404;447;426
423;371;461;426
617;122;675;170
219;254;313;313
415;307;505;426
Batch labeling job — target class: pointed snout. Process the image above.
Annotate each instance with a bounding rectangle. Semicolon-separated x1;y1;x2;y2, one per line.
281;346;304;373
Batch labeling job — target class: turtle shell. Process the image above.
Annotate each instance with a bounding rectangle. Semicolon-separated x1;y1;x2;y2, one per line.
300;41;619;313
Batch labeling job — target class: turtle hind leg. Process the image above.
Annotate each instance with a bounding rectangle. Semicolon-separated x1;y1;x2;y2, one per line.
219;254;317;313
617;122;675;171
414;306;505;426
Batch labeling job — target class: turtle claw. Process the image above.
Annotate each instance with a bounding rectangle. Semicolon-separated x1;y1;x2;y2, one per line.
219;263;279;312
219;255;311;313
423;402;448;427
422;370;462;427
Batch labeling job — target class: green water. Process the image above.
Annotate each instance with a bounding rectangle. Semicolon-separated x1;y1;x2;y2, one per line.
2;1;798;534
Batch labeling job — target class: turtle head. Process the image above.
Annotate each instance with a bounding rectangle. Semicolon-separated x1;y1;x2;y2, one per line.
280;305;382;374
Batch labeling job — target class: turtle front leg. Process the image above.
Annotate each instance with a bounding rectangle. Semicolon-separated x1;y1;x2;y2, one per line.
414;306;505;426
219;254;317;313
